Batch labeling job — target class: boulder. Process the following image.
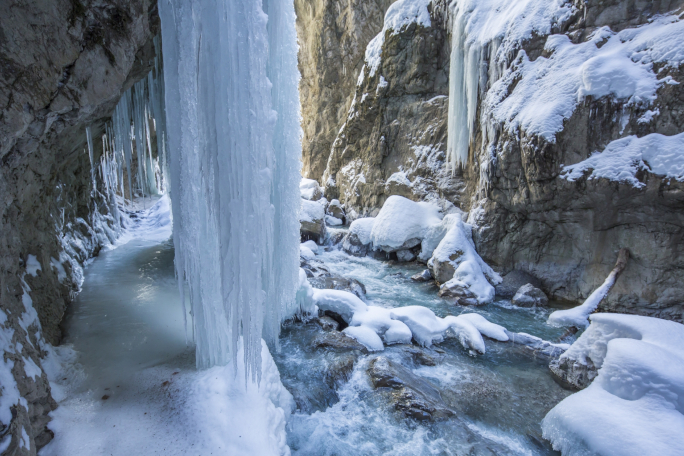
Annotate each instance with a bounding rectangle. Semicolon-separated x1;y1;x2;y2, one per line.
342;232;370;257
327;199;346;222
438;282;480;306
396;249;416;262
511;284;548;307
300;178;323;200
367;357;453;421
312;331;368;353
495;270;542;298
300;198;326;242
411;269;433;282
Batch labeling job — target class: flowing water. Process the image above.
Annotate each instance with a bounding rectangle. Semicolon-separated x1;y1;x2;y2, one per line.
45;205;573;455
275;248;574;456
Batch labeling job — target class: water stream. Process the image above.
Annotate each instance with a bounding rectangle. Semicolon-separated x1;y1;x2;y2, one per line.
44;205;573;455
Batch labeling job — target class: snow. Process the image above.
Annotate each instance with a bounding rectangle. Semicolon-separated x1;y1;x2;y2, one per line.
370;196;443;252
429;215;501;303
548;266;619;327
560;132;684;187
295;269;317;317
542;314;684;456
301;240;318;254
487;13;684;144
300;244;316;261
312;289;368;323
26;254;41;276
50;257;67;282
348;217;375;246
364;0;432;77
300;198;325;224
386;171;412;188
447;0;573;169
458;313;508;342
325;215;343;226
343;326;385;352
300;178;321;200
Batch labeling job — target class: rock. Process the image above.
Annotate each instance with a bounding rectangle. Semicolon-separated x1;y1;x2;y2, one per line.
325;214;343;226
367;357;453;421
495;271;542;299
312;331;368;353
341;232;370;257
300;199;326;242
326;199;346;223
309;273;367;302
315;315;340;331
429;255;457;284
396;249;416;262
438;282;480;306
411;269;433;282
324;356;355;388
401;346;438;366
549;355;597;390
511;284;549;307
300;178;323;200
327;230;346;247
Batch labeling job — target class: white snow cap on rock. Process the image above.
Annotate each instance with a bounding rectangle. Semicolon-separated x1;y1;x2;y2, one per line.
300;198;325;224
348;218;376;246
309;287;506;354
561;132;684;187
364;0;432;77
370;196;443;252
430;214;501;303
300;178;322;200
543;314;684;456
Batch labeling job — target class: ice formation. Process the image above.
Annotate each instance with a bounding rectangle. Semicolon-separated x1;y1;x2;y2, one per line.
561;132;684;187
446;0;573;170
542;314;684;456
159;0;301;375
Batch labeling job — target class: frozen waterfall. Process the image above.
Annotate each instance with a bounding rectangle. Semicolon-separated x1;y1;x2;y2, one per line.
159;0;302;377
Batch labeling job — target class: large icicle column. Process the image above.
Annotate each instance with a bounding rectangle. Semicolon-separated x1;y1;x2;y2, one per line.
158;0;301;376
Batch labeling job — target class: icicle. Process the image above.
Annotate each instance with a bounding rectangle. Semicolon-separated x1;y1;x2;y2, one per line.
159;0;301;379
86;126;96;195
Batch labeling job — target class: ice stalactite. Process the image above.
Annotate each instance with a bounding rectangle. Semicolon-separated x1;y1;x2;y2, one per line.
159;0;302;377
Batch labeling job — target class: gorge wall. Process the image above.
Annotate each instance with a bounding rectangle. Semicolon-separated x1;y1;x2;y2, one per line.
295;0;684;322
0;1;158;454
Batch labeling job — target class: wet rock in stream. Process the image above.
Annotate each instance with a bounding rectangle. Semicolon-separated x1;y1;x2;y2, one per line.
312;330;368;353
367;356;454;421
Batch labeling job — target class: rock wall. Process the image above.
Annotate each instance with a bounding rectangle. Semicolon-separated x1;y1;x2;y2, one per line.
297;0;684;322
0;1;158;454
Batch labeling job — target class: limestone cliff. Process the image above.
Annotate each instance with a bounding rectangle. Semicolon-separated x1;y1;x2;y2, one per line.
0;1;158;454
298;0;684;322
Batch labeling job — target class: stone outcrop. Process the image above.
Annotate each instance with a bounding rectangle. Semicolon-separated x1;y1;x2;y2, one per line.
296;0;684;322
512;284;549;308
0;1;159;453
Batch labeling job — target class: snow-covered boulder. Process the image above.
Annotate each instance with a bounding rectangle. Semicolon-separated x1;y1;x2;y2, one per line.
428;215;501;305
300;178;323;201
370;195;442;253
324;215;343;226
342;217;375;256
299;243;316;261
313;288;367;323
543;314;684;456
301;240;318;254
326;199;346;222
300;198;326;241
511;284;548;307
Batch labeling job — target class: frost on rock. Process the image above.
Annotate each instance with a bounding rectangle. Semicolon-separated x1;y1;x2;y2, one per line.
364;0;432;77
561;132;684;187
542;314;684;456
160;0;302;374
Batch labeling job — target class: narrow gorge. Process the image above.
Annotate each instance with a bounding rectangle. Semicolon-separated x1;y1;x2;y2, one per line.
1;0;683;455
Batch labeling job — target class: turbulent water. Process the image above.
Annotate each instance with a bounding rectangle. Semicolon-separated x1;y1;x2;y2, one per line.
275;249;573;455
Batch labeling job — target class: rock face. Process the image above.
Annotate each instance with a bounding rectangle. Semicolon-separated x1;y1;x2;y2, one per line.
0;1;159;453
296;0;684;322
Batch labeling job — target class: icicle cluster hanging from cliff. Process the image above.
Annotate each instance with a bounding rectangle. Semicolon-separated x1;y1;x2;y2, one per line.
100;37;167;204
159;0;302;377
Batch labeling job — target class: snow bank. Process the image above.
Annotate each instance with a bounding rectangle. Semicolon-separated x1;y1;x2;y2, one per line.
364;0;432;77
488;13;684;143
548;267;618;327
542;314;684;456
561;132;684;187
310;287;506;354
370;196;443;252
429;215;501;303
